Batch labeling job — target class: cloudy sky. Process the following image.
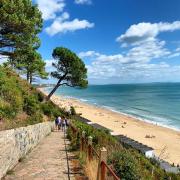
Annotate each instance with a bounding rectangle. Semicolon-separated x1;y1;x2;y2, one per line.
34;0;180;84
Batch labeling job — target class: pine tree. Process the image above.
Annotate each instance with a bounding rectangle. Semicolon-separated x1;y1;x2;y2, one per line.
0;0;42;57
47;47;88;100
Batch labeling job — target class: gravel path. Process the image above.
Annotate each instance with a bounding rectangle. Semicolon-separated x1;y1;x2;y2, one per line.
4;131;74;180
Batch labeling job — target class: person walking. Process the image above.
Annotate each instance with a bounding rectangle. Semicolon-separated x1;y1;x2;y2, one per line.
65;118;69;128
58;116;62;131
61;117;66;131
55;116;59;131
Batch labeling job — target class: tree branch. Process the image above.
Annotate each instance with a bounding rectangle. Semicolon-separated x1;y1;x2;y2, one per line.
59;83;74;87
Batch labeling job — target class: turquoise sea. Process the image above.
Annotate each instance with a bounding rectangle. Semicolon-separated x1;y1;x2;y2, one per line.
45;83;180;131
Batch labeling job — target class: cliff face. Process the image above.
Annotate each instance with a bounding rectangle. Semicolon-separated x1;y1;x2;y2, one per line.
0;121;54;178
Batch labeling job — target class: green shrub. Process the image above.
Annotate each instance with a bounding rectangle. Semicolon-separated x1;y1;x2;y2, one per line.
41;102;53;116
41;101;62;118
36;91;44;102
0;68;23;118
26;112;43;125
108;151;141;180
70;106;76;115
23;95;40;115
68;119;180;179
0;66;68;130
71;118;118;151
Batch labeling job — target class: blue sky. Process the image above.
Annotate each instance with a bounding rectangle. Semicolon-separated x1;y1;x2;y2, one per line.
34;0;180;84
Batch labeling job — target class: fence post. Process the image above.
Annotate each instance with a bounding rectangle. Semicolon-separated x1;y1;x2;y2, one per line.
88;136;93;161
81;131;85;151
97;147;107;180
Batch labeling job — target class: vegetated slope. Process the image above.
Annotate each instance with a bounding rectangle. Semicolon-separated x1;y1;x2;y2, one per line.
0;66;62;131
68;119;180;180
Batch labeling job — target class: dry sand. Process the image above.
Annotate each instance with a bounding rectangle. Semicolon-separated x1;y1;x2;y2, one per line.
39;88;180;165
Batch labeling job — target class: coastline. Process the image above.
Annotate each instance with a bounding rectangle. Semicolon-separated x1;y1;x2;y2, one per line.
39;88;180;165
65;97;180;132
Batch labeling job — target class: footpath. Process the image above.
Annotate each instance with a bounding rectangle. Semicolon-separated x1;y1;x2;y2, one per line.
4;131;74;180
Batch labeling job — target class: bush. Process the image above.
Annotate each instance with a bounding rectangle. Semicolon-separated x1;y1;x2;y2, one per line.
70;106;76;115
26;112;43;125
108;151;141;180
0;68;23;118
41;101;62;118
41;102;53;116
36;91;44;102
71;118;118;151
68;119;180;179
23;95;40;115
0;66;68;130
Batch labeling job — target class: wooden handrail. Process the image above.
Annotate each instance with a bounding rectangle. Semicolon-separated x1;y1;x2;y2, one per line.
91;145;100;158
69;123;120;180
101;161;120;180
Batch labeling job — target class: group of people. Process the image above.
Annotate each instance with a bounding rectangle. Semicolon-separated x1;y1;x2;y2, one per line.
55;116;69;131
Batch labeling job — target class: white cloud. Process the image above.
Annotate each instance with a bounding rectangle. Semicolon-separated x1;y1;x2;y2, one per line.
80;20;180;83
86;53;180;83
45;12;94;36
74;0;92;5
36;0;65;20
175;47;180;52
79;51;100;58
36;0;95;36
85;21;179;83
43;20;180;83
117;21;180;46
168;46;180;58
44;59;54;68
168;52;180;58
80;39;170;66
126;39;170;63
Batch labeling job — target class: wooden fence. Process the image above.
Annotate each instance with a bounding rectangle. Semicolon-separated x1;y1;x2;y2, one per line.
70;124;120;180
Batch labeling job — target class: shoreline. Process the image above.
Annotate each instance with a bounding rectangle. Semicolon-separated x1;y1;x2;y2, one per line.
39;88;180;165
63;95;180;132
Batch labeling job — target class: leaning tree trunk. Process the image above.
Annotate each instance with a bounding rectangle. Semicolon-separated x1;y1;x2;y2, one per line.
47;73;67;100
46;80;61;100
30;73;33;84
27;72;30;83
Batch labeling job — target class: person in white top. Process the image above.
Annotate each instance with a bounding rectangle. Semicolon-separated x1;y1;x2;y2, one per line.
57;116;62;131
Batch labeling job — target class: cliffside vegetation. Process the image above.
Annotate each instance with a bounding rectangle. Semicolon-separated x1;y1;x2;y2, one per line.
0;66;62;130
67;119;180;180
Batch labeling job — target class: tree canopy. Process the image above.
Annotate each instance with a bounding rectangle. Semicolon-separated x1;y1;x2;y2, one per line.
0;0;42;57
13;48;48;84
47;47;88;100
0;0;47;84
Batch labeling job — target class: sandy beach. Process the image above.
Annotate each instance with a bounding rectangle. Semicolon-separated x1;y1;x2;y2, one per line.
39;88;180;165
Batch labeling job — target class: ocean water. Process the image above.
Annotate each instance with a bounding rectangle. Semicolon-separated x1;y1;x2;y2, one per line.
45;83;180;131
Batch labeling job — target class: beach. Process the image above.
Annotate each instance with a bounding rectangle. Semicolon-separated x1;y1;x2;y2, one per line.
39;88;180;165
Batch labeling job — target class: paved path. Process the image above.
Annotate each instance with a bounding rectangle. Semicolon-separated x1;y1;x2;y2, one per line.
4;131;73;180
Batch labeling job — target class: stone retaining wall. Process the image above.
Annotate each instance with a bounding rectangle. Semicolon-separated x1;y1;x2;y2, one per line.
0;122;54;178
